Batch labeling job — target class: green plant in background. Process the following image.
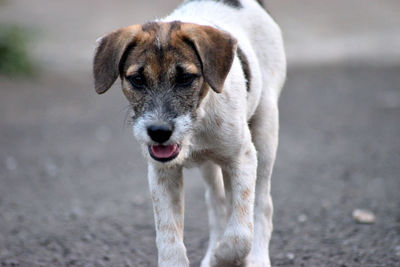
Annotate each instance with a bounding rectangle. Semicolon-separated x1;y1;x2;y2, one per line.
0;25;34;76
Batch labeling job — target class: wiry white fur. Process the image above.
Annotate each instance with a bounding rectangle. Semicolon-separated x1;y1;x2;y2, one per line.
133;0;286;266
171;114;193;145
133;112;194;166
133;113;152;144
133;113;193;145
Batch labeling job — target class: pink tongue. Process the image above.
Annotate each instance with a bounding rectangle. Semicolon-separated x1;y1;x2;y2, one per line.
151;144;177;158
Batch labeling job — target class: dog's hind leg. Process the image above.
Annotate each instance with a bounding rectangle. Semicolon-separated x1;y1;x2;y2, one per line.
200;161;227;267
247;100;279;267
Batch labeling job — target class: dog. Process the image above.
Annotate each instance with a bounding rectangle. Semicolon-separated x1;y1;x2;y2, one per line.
93;0;286;266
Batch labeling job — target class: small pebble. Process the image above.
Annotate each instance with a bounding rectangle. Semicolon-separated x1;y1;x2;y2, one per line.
297;214;308;223
352;209;375;224
69;207;83;220
286;252;295;260
81;233;93;242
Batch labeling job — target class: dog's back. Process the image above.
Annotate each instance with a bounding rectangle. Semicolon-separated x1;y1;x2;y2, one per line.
163;0;286;120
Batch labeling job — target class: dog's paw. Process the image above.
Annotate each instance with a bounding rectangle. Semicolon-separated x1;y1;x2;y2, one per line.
209;228;252;267
158;242;189;267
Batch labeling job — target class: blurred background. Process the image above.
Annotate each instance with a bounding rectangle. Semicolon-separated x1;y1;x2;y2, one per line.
0;0;399;266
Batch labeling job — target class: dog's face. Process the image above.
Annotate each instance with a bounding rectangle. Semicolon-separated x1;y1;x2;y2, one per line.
93;21;236;165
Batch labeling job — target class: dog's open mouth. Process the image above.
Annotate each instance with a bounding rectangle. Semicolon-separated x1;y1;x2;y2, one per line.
148;144;181;162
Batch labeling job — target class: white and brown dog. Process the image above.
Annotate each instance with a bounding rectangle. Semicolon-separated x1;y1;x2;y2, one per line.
93;0;286;266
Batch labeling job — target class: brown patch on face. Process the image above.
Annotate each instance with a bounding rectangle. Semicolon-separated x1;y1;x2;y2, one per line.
124;21;189;80
119;21;210;120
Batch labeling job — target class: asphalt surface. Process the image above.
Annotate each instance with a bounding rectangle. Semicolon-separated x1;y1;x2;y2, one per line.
1;0;400;266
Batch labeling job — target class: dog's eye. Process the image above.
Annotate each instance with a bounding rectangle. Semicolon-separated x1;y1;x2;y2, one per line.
176;73;197;87
127;75;146;89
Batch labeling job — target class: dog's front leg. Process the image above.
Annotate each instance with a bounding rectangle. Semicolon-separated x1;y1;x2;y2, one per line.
148;164;189;267
211;142;257;267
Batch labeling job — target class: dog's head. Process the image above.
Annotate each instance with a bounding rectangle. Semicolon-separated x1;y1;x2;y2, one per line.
93;21;237;165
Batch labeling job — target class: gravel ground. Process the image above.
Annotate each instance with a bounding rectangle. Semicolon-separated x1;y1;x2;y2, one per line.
0;0;399;266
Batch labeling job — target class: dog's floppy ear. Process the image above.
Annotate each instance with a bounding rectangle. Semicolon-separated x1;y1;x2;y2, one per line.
93;25;141;94
180;24;237;93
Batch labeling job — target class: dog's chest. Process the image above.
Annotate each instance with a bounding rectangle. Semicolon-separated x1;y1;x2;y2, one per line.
183;124;239;168
184;148;229;168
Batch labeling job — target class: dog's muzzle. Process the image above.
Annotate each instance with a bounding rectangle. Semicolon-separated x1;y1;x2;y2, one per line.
147;124;181;162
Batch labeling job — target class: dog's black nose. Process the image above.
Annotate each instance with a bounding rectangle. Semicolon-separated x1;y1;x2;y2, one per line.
147;125;173;143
